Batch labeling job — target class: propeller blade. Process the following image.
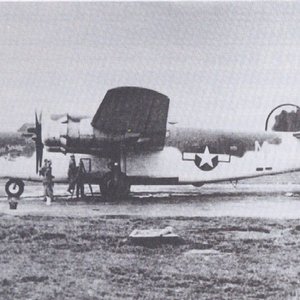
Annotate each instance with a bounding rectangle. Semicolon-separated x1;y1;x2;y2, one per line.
36;148;39;174
34;110;44;174
35;111;38;124
36;142;44;174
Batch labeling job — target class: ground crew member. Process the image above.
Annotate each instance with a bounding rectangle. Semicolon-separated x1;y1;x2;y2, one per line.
67;155;77;193
44;160;54;204
39;159;48;176
39;159;54;204
39;159;48;201
76;160;85;199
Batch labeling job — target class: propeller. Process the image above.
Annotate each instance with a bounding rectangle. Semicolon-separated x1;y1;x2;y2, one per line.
32;111;44;174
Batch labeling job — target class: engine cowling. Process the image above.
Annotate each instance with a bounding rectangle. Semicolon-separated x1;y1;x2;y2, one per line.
45;114;95;153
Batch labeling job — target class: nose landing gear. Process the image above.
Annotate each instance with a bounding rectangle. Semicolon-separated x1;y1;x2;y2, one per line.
5;179;25;198
100;162;130;201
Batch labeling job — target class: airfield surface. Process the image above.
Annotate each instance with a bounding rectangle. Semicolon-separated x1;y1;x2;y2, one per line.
1;182;300;299
1;183;300;219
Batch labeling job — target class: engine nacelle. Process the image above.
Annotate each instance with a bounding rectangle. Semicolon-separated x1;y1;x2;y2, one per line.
45;114;95;152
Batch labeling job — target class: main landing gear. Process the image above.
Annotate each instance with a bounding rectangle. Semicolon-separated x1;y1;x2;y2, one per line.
5;179;25;198
100;162;130;201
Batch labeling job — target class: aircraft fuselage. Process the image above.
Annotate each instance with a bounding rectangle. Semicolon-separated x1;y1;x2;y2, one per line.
1;126;299;189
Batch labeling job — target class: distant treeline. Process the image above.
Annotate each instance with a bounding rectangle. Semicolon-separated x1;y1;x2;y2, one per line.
272;109;300;132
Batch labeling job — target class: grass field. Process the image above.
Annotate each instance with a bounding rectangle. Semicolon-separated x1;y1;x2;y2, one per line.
1;213;300;299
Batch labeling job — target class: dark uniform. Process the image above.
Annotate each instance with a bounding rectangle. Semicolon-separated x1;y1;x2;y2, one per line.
39;159;48;201
68;155;77;193
76;161;85;198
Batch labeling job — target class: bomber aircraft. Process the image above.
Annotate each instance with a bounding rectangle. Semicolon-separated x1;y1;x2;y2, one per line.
1;86;300;201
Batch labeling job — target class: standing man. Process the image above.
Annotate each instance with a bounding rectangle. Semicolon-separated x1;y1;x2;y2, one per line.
67;155;77;193
44;160;54;204
76;160;85;199
39;159;48;201
40;159;54;204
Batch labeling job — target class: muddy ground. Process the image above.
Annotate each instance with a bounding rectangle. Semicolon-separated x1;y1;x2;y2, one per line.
1;212;300;299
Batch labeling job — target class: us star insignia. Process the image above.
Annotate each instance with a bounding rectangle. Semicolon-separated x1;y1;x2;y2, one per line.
182;146;232;171
194;146;219;171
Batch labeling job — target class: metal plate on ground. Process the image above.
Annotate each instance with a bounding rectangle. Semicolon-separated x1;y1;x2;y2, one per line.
129;227;182;246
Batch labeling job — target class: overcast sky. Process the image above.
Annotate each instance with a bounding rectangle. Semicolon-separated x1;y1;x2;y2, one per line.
1;2;300;131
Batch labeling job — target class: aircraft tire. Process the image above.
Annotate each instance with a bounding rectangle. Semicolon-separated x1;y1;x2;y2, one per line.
5;179;24;198
100;172;130;201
